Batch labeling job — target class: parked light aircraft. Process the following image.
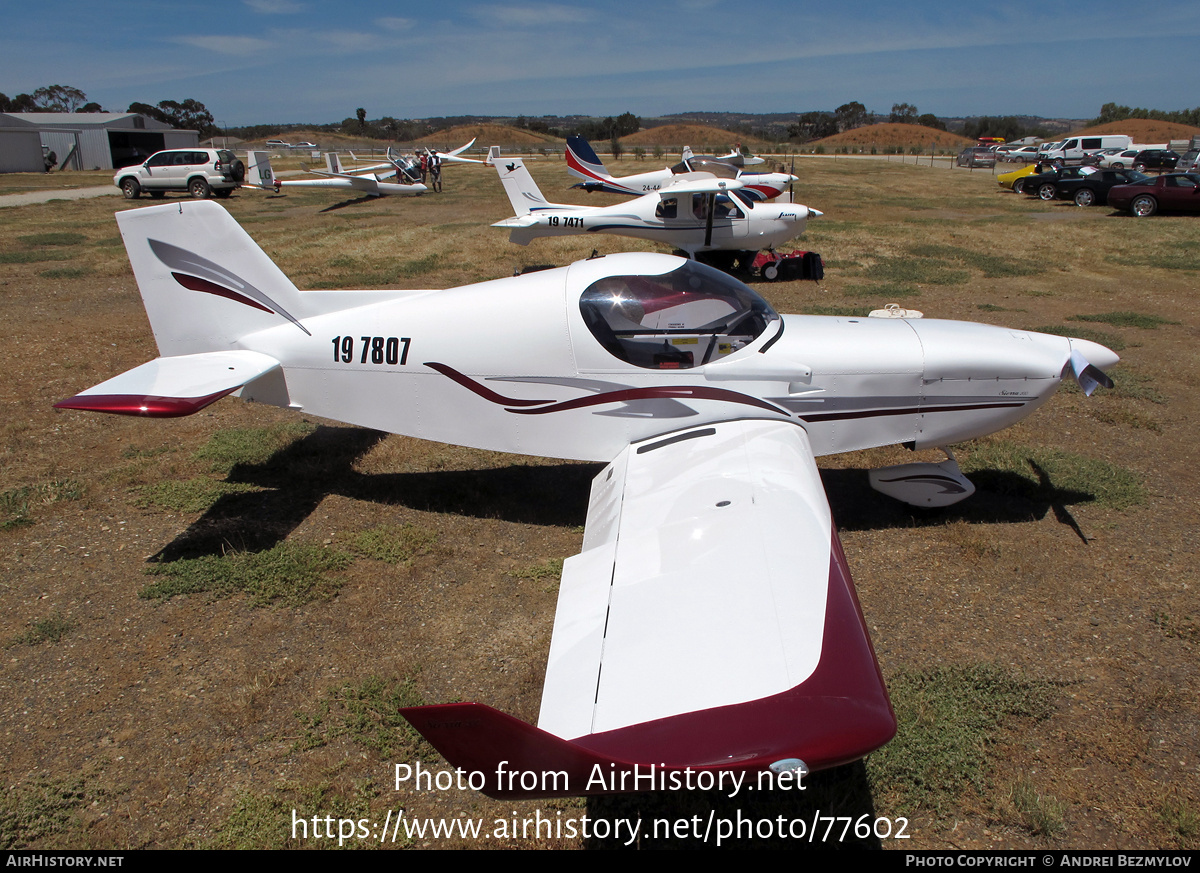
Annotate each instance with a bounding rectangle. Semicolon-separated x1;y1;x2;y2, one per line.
257;139;481;197
54;200;1117;799
566;135;793;200
493;147;819;263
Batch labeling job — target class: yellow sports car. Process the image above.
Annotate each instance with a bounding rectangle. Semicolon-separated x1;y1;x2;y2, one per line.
998;164;1037;193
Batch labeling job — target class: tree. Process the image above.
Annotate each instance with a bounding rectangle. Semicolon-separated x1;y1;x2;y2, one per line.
889;102;918;123
788;111;837;142
356;107;367;130
834;101;868;133
128;99;217;136
916;113;946;131
32;85;88;112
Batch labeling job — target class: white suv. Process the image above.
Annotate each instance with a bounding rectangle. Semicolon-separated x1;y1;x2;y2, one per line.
114;149;246;200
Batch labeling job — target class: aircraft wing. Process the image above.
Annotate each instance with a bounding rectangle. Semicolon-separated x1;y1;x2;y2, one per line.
660;173;746;195
438;138;483;164
401;419;896;798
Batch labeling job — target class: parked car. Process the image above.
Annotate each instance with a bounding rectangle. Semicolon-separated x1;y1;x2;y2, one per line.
1038;135;1133;166
1177;150;1200;173
293;141;318;149
956;147;996;168
265;139;291;148
998;164;1037;192
1131;150;1180;172
1003;146;1041;163
1108;173;1200;216
1021;165;1099;200
1096;148;1142;169
1053;169;1149;207
113;148;246;199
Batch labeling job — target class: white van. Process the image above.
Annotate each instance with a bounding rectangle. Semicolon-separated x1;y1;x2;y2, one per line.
1040;135;1133;165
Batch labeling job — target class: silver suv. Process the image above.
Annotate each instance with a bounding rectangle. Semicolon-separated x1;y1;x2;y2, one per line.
114;148;246;199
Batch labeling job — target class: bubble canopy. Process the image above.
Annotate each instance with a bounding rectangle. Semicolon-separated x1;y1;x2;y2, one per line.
578;260;779;369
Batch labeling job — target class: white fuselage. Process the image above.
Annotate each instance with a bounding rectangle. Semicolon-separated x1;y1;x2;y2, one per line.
236;256;1086;462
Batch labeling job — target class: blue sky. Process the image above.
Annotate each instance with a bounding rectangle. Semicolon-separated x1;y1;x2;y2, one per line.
4;1;1199;127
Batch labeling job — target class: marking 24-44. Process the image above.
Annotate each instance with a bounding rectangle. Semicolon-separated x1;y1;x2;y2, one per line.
332;335;411;366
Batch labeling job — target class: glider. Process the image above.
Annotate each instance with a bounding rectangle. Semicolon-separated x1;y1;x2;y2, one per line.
492;147;820;265
55;201;1117;799
566;136;793;200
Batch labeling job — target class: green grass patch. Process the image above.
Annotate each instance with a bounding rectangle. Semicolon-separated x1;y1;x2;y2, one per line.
512;557;564;582
193;421;316;473
852;284;920;298
1108;249;1200;272
1158;794;1200;845
1;479;84;530
351;524;437;564
8;615;74;648
1027;325;1126;351
141;542;351;606
861;257;969;286
908;243;1044;278
1008;778;1066;836
17;232;87;247
1108;368;1167;405
38;266;91;279
1067;311;1179;330
805;304;875;317
959;440;1145;510
0;250;72;264
296;675;427;759
135;479;263;513
866;664;1056;812
204;783;378;850
0;773;106;849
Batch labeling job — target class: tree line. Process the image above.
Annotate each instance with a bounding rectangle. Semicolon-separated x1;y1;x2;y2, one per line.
1;84;219;137
787;102;945;142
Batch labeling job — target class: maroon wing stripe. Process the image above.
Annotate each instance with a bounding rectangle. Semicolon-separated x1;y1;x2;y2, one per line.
507;385;786;416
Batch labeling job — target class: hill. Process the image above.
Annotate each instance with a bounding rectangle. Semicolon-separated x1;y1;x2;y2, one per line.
619;124;773;152
813;123;974;149
408;124;562;147
1068;118;1200;143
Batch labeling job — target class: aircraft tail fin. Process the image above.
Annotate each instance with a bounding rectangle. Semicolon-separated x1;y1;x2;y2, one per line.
114;201;311;359
245;151;276;190
565;135;612;184
492;150;550;216
324;152;342;174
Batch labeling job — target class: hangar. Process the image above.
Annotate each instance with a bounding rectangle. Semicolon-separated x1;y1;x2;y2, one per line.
0;112;199;172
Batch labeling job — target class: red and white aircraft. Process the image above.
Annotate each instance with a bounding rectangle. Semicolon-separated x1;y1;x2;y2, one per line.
493;147;819;262
55;201;1116;799
566;135;795;200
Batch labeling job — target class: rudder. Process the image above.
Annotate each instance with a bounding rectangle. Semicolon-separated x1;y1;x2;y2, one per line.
116;201;310;358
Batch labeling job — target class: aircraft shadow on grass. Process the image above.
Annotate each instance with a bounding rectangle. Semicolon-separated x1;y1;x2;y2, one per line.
152;425;1098;563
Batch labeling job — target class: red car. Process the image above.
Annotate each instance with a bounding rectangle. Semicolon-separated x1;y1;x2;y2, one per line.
1108;173;1200;216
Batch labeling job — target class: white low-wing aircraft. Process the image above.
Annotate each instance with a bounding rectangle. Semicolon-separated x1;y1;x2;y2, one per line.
492;147;820;261
258;140;481;198
566;136;793;200
55;201;1116;799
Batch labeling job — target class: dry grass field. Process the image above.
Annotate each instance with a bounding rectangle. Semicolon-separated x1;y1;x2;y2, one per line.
1;156;1197;850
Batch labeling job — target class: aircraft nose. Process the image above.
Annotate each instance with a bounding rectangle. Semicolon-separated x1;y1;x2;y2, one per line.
806;208;823;219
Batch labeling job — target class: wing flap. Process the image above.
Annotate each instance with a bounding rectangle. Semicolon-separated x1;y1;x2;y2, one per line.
54;350;281;417
538;419;836;738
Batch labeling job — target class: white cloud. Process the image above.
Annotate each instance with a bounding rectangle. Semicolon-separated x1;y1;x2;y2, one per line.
174;35;275;55
470;3;595;27
244;0;305;13
376;17;415;32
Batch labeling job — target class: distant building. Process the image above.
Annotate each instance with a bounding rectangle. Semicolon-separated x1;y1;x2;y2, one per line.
0;112;199;172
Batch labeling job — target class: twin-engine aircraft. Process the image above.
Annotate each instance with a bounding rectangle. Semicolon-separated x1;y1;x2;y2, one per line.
566;135;795;200
55;201;1116;799
492;147;819;262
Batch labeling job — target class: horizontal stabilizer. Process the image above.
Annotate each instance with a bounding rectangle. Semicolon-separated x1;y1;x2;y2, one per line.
54;350;280;417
